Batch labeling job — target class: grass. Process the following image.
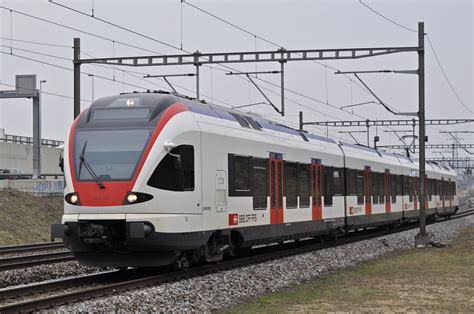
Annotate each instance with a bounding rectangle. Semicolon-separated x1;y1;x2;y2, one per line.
229;225;474;312
0;189;63;245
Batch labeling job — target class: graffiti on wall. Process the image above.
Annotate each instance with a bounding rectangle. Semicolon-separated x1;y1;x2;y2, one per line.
33;180;64;195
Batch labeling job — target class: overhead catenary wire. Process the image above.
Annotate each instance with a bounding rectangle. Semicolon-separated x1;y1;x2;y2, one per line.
358;0;472;116
182;1;376;98
0;4;393;143
1;46;237;109
0;50;151;91
45;2;382;122
0;52;341;139
0;36;234;108
179;0;405;141
48;0;182;52
0;81;92;103
0;5;350;123
0;37;71;48
358;0;417;33
7;3;396;144
426;35;473;115
357;0;472;149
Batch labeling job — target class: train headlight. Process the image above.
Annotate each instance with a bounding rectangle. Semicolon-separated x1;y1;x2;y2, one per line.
127;193;138;204
70;194;78;204
65;193;80;205
123;192;153;205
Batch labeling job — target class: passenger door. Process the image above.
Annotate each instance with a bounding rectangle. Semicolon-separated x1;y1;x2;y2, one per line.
413;176;418;210
441;178;445;208
269;156;284;225
311;161;323;220
384;170;391;213
364;166;372;215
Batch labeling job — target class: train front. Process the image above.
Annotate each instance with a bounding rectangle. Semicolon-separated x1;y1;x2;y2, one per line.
51;93;195;268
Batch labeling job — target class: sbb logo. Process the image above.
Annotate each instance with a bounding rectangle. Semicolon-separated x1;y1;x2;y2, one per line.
228;214;238;226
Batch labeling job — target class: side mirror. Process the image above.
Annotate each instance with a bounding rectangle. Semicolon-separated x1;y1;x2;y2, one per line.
59;157;64;173
164;142;177;152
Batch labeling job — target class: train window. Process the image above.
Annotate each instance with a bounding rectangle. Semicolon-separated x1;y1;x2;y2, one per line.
403;176;408;196
378;173;384;203
372;172;378;204
234;156;251;191
433;179;436;200
285;162;298;208
147;145;194;191
324;167;333;206
230;113;251;129
391;174;397;203
333;168;343;196
356;170;364;205
445;181;449;200
430;179;435;198
92;108;151;120
253;158;267;210
228;154;252;196
442;181;446;200
397;175;402;196
408;177;413;202
347;169;356;195
298;164;310;207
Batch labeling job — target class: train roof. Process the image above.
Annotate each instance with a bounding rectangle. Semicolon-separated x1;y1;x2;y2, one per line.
84;91;456;177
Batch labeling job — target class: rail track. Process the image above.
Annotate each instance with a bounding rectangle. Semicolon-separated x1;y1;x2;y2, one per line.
0;208;472;313
0;242;64;255
0;251;75;272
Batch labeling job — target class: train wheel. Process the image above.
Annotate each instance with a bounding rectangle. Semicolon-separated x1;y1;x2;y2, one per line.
204;233;228;263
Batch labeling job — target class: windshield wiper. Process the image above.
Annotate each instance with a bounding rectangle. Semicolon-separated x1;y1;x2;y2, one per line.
79;141;105;189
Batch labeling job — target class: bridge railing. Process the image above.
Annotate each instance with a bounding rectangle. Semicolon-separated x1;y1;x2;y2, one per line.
0;134;64;148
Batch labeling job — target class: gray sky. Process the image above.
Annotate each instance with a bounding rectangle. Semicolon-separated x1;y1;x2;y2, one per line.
0;0;472;159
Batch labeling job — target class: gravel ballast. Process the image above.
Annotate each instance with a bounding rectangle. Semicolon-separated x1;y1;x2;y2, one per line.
0;262;102;289
56;216;473;312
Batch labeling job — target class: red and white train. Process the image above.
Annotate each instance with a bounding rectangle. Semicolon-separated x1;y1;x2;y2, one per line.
51;91;458;268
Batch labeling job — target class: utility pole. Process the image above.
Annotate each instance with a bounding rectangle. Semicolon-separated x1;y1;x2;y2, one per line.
73;38;81;119
415;22;428;247
194;51;200;100
88;74;95;101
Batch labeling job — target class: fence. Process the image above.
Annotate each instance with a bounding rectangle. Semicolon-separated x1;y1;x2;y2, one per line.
0;134;63;148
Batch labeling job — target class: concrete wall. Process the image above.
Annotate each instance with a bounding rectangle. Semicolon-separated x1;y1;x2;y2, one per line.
0;179;64;195
0;142;62;174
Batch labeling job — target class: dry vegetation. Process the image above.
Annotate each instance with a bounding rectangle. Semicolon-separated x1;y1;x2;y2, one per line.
231;225;474;312
0;190;63;245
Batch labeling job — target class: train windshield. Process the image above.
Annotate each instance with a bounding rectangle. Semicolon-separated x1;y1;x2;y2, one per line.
74;128;152;181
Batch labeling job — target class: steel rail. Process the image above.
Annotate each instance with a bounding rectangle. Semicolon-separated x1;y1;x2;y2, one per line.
0;269;149;301
0;209;471;313
0;242;64;255
0;252;74;272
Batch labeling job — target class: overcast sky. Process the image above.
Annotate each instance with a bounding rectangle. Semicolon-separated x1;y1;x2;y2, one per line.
0;0;472;159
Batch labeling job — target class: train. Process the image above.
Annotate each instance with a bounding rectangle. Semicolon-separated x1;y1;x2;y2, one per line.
51;91;458;268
